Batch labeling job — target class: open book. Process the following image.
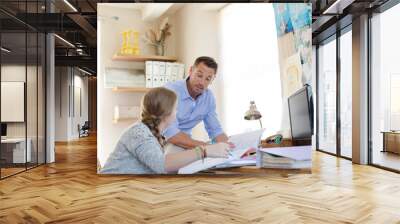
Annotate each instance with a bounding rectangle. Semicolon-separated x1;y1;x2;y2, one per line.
178;129;265;174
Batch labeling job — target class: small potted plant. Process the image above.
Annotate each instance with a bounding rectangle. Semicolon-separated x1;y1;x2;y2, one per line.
143;18;171;56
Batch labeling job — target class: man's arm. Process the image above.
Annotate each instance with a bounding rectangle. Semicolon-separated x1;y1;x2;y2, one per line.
203;93;227;143
167;132;207;149
214;133;229;143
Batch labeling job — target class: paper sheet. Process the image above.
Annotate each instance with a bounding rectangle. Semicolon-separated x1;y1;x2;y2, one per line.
228;129;265;159
178;129;265;174
178;158;227;174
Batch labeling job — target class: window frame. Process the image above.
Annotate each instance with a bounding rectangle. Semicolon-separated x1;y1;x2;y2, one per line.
368;0;400;173
315;24;352;161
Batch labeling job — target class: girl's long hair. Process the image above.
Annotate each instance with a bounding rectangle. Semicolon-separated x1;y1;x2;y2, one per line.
140;87;177;146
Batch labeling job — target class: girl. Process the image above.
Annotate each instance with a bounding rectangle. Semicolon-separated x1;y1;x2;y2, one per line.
101;87;231;174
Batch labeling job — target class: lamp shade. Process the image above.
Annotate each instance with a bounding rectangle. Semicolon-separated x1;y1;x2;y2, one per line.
244;101;262;120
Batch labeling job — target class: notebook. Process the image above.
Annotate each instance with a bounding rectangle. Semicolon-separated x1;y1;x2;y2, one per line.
178;129;264;174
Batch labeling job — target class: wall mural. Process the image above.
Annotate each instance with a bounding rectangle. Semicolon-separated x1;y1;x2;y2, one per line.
273;3;312;97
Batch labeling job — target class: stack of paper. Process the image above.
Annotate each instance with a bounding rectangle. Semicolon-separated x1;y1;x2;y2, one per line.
178;129;265;174
256;145;312;169
104;67;146;88
145;61;185;87
214;155;256;169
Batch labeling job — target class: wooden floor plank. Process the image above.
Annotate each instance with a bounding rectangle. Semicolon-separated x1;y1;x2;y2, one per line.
0;135;400;223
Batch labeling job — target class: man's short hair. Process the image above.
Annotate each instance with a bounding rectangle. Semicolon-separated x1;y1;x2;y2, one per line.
194;56;218;73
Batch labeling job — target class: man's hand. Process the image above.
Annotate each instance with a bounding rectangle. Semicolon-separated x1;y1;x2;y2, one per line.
214;133;235;148
167;132;207;149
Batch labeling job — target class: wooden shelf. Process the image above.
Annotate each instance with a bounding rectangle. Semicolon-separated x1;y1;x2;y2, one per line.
112;87;151;93
112;54;177;62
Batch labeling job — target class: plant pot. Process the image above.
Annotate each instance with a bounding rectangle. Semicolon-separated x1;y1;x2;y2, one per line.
156;44;165;56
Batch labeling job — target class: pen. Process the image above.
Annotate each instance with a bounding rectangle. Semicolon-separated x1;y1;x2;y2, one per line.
202;146;205;163
228;150;233;157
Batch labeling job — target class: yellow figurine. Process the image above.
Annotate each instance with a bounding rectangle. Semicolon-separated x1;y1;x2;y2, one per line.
132;31;140;55
120;29;140;56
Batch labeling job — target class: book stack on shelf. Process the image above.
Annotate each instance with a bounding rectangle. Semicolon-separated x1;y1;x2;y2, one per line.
145;61;185;88
256;145;312;169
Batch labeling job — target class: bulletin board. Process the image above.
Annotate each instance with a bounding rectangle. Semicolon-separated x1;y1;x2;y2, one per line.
1;81;25;122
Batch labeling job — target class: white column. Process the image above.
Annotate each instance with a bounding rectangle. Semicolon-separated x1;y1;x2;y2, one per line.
352;14;369;164
46;32;55;163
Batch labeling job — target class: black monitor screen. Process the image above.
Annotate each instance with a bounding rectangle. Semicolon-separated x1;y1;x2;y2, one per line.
288;86;313;141
1;123;7;137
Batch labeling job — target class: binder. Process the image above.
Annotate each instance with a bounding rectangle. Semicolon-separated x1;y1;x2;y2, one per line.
165;62;172;83
178;63;185;79
145;61;153;75
145;61;153;88
171;63;179;81
153;61;160;77
159;62;166;86
152;76;159;87
145;75;153;88
144;61;186;87
159;62;166;76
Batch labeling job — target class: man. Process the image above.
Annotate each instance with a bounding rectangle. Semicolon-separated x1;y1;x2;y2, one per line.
163;56;231;153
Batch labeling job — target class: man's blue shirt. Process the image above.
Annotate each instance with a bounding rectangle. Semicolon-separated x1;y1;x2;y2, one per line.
163;79;223;140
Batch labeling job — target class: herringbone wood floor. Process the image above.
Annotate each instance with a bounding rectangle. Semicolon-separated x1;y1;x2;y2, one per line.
1;135;400;224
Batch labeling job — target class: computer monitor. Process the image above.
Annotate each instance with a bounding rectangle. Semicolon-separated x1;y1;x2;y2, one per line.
288;84;314;145
1;123;7;138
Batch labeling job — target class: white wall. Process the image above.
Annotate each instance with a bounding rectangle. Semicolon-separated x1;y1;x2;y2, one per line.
55;67;69;141
72;73;89;138
97;4;178;166
218;4;282;137
173;4;222;141
54;67;89;141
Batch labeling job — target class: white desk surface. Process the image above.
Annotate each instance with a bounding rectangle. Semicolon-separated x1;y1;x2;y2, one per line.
1;138;27;144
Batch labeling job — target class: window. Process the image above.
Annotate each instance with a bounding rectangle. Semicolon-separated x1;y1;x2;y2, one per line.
219;4;281;137
390;74;400;130
317;37;337;154
340;29;352;158
371;3;400;171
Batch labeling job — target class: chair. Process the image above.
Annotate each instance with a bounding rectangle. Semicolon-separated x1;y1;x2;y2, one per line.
79;121;90;138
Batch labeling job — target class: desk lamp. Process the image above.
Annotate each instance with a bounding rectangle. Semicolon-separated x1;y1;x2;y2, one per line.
244;101;263;128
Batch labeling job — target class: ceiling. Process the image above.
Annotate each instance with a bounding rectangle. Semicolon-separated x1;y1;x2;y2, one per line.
311;0;391;44
0;0;397;75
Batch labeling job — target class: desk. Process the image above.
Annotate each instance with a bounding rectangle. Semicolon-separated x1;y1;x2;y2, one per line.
201;166;311;175
200;139;311;175
381;131;400;154
1;138;32;164
260;138;293;148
